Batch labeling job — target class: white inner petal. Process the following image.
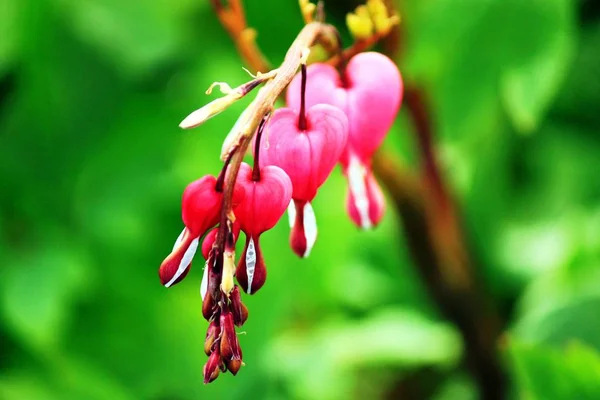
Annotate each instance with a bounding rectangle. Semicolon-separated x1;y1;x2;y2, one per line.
287;199;296;228
165;237;199;288
245;237;257;294
302;202;318;258
172;228;186;251
200;261;209;300
348;157;372;230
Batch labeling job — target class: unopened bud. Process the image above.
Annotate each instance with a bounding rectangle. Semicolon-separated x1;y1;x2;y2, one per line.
202;291;216;321
220;232;236;295
219;308;241;361
203;349;221;384
204;320;220;356
226;358;243;375
229;286;249;326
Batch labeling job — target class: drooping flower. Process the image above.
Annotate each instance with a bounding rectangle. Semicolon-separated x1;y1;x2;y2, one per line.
158;175;244;287
233;162;292;294
286;51;402;229
258;65;348;257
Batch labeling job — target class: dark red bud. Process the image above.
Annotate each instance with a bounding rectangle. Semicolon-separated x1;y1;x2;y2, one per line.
203;349;221;384
204;320;220;356
226;358;243;375
219;309;240;361
202;291;217;321
229;286;249;326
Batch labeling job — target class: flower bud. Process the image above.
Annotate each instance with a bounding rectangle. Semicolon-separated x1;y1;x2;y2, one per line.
229;286;249;326
219;308;241;362
202;290;216;321
226;358;243;376
204;320;220;356
203;348;221;384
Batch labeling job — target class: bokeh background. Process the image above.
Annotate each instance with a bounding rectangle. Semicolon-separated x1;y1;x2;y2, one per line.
1;0;600;399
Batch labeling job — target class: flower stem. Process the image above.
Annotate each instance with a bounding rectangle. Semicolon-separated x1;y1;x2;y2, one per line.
298;63;308;130
252;113;270;181
215;148;237;193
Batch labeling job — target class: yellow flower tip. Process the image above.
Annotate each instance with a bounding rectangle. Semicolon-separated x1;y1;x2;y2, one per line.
366;0;387;18
299;0;316;23
346;12;373;40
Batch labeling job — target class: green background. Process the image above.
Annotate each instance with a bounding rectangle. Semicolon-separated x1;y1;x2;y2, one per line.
1;0;600;399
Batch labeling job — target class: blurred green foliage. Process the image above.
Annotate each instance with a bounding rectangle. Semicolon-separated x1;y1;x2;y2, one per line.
1;0;599;399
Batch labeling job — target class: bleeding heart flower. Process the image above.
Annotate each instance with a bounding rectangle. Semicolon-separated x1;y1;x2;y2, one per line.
234;162;292;294
159;175;244;288
286;52;402;229
258;65;348;257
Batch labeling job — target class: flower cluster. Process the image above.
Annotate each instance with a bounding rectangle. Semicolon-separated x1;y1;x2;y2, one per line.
158;48;402;383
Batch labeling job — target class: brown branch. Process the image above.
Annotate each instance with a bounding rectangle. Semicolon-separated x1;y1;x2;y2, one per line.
210;0;270;73
377;1;507;398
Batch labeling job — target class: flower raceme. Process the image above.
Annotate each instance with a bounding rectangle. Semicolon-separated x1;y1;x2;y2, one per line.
257;64;349;258
161;44;402;384
286;51;403;229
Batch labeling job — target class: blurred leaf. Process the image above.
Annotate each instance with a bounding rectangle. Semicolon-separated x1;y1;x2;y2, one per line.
0;374;56;400
267;308;461;400
0;0;19;75
501;0;576;133
0;239;91;349
508;340;600;400
512;262;600;350
55;0;195;76
432;374;477;400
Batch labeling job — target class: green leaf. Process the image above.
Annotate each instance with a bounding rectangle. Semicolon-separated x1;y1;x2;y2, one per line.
0;0;19;75
512;262;600;350
501;0;576;134
508;340;600;400
55;0;196;76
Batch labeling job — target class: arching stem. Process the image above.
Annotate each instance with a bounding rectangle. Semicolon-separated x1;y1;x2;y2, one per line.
252;113;270;181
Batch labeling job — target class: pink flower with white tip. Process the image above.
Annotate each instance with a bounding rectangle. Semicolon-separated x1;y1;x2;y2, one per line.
257;63;348;257
233;162;293;294
287;52;403;229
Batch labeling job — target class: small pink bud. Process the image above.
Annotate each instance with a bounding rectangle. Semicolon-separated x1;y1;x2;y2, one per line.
233;162;292;294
